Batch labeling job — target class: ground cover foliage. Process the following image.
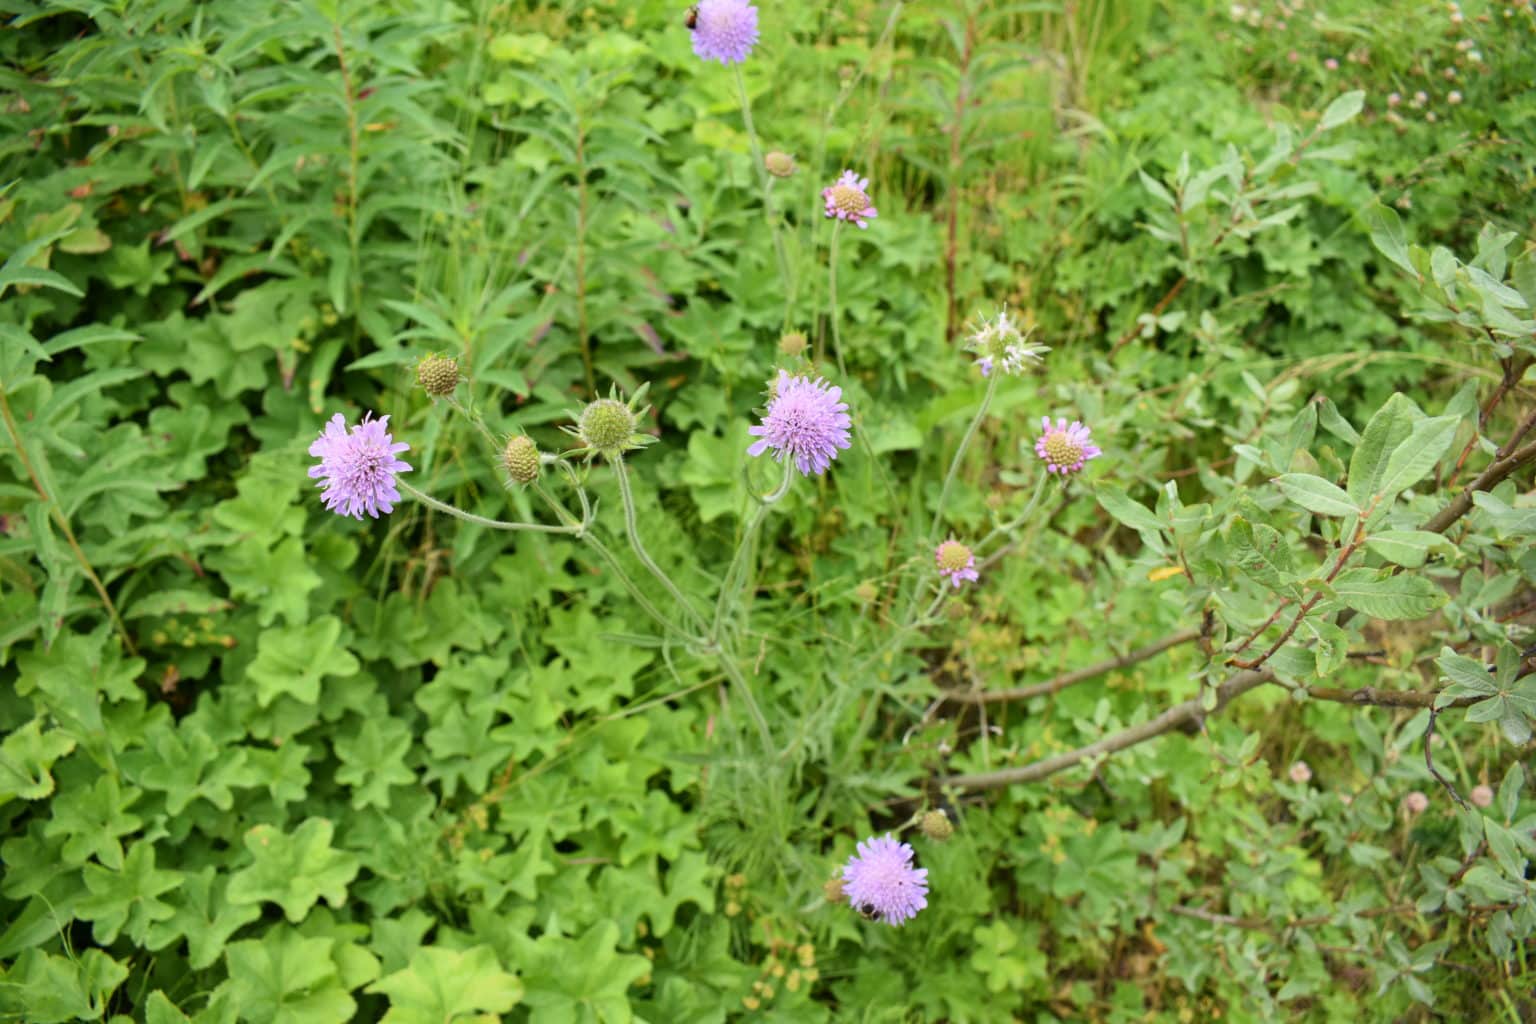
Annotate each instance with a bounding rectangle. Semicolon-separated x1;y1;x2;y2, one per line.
2;0;1535;1020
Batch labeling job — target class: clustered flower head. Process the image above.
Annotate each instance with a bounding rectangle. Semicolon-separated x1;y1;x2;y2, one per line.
308;412;411;520
964;307;1048;378
502;434;541;485
687;0;759;65
822;170;878;229
1035;417;1102;477
1470;784;1494;808
565;384;656;462
1288;761;1313;785
416;354;459;397
1403;791;1430;815
764;151;797;178
934;539;979;588
747;371;852;476
841;834;929;926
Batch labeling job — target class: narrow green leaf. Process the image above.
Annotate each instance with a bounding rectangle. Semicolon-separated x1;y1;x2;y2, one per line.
1331;569;1444;620
1378;416;1459;497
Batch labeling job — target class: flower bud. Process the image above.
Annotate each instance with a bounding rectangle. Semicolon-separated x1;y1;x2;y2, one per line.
764;151;797;178
1403;791;1429;815
1470;784;1493;808
416;354;459;397
502;435;541;484
822;876;847;904
920;809;953;841
578;398;637;456
777;331;808;358
1288;761;1312;785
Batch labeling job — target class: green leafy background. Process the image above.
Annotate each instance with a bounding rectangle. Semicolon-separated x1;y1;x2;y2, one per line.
2;0;1535;1021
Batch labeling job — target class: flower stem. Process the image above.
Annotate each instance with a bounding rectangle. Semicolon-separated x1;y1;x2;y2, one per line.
976;471;1048;554
713;458;795;637
715;648;775;753
734;64;794;322
533;480;698;644
613;457;712;635
929;370;998;542
399;480;583;534
826;222;847;379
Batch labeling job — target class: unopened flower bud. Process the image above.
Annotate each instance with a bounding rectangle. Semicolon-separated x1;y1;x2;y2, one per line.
1403;791;1429;815
822;876;847;904
501;435;541;484
765;151;797;178
920;809;953;841
1288;761;1312;784
1470;784;1493;808
778;331;808;357
578;398;637;456
416;354;459;397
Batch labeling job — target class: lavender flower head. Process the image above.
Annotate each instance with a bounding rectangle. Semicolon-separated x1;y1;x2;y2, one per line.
688;0;759;65
841;834;929;926
308;412;411;519
935;539;979;588
965;307;1048;378
747;371;852;476
1035;417;1101;476
822;170;878;229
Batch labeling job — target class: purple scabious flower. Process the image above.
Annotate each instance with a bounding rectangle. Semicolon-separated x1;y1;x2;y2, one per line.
965;307;1047;377
935;539;979;588
841;834;928;926
747;371;852;476
822;170;878;229
1035;417;1101;476
308;412;411;519
688;0;759;65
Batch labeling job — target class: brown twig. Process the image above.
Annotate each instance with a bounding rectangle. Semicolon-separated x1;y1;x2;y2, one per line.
942;669;1274;790
942;628;1202;705
1420;436;1536;535
1424;705;1471;810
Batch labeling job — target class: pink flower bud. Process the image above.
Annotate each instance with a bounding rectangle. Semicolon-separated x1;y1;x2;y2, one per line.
1404;791;1429;815
1289;762;1313;784
1470;784;1494;808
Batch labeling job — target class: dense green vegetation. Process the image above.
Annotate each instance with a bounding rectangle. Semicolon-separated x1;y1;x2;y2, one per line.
2;0;1534;1020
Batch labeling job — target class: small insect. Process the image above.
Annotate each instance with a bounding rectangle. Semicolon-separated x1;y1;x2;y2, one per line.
855;903;879;922
684;5;700;29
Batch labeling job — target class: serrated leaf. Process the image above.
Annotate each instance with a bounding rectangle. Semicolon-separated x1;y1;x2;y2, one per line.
0;718;76;805
224;928;355;1024
227;818;360;922
1274;473;1359;517
247;617;360;707
1330;569;1444;620
368;946;523;1024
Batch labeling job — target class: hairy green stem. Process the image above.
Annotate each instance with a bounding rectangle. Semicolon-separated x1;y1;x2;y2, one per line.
976;471;1049;554
400;480;582;534
826;222;847;379
734;64;793;321
715;647;775;752
613;457;712;635
532;481;697;644
929;370;999;542
713;458;795;637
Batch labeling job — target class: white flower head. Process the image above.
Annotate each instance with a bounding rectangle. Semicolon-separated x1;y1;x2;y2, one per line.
964;306;1049;378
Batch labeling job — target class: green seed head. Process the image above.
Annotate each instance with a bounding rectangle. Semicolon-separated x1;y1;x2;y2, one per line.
578;398;636;457
920;809;953;841
765;151;797;179
778;331;808;358
416;354;459;397
502;435;541;485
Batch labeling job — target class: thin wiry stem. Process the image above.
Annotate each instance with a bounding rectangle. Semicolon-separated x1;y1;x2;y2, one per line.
929;370;998;542
532;481;697;644
713;458;795;637
613;457;711;635
734;64;793;323
399;480;583;534
827;222;847;379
